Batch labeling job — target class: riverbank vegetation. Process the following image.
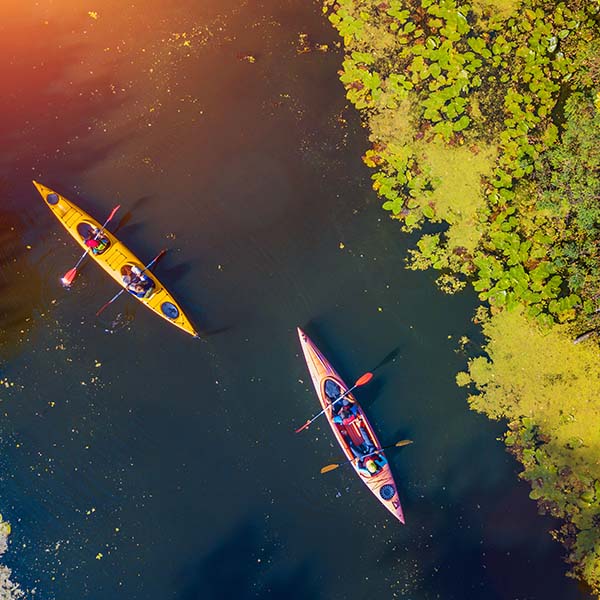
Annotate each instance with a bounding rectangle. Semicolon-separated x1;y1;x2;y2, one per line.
323;0;600;592
0;515;23;599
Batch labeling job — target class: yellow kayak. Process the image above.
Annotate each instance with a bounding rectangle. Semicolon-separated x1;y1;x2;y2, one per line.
33;180;199;338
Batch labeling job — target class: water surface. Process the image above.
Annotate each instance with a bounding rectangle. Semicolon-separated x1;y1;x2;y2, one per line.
0;1;589;598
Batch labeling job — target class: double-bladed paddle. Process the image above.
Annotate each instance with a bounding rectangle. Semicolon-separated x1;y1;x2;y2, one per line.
95;249;167;317
320;440;413;474
61;204;121;287
294;372;374;433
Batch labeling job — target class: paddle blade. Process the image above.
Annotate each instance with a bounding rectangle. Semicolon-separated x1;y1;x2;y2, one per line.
107;204;121;221
61;268;77;287
320;464;340;474
154;249;167;264
355;372;374;387
395;440;413;447
294;420;311;434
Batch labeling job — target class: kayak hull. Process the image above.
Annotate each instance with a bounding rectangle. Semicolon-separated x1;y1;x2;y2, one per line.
33;181;198;337
297;327;405;523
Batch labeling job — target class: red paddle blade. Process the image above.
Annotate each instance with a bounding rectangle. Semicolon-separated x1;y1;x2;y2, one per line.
355;372;374;386
61;268;77;287
107;204;120;221
294;420;311;434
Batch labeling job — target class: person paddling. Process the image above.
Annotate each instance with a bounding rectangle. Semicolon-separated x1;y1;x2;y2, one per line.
84;236;100;251
122;265;154;298
357;454;385;477
83;229;108;255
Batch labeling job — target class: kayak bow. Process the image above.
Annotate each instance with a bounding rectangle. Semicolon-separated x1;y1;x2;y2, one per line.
33;180;199;338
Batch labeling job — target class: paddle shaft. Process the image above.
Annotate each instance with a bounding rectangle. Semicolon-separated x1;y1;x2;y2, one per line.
95;249;166;317
295;374;372;433
71;205;121;271
321;440;413;474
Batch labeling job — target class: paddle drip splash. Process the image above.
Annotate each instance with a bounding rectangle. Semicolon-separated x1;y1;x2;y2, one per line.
101;311;134;334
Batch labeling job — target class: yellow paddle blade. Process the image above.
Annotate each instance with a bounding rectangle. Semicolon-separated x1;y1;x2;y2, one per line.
396;439;413;447
320;463;341;474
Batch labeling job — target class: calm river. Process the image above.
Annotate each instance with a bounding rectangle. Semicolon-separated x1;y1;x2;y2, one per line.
0;1;589;598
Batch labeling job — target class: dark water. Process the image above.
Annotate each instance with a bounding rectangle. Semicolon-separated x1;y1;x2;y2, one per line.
0;1;590;599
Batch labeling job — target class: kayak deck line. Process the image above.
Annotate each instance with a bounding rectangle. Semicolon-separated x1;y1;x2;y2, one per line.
33;180;199;338
297;327;405;523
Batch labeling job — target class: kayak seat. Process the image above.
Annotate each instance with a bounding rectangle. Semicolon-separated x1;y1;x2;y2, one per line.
324;379;342;405
344;418;375;455
121;265;156;299
345;418;366;447
76;221;110;255
336;424;362;458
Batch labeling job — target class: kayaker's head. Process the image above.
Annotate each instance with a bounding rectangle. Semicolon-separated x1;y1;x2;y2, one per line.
366;459;378;474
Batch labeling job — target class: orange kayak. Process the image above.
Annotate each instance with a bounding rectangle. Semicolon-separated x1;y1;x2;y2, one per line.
297;328;405;523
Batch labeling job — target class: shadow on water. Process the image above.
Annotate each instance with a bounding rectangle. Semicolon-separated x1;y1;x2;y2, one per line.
378;435;592;600
298;319;341;364
296;322;402;412
202;325;234;337
0;178;43;356
178;519;320;600
113;212;134;234
388;425;416;449
128;196;154;213
160;262;192;284
371;346;402;373
355;378;383;411
0;9;135;357
113;197;156;234
112;222;145;240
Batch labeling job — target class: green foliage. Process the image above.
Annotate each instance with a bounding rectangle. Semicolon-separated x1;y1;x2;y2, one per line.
464;308;600;593
534;94;600;304
325;0;600;592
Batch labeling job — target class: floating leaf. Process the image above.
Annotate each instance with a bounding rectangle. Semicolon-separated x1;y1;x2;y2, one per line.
453;115;470;131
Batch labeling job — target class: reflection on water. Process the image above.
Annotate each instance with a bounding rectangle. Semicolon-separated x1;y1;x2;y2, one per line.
99;310;135;335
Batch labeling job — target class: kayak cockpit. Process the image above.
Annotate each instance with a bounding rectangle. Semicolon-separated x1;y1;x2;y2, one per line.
356;452;387;478
77;221;111;255
121;264;156;299
335;412;387;477
323;377;382;472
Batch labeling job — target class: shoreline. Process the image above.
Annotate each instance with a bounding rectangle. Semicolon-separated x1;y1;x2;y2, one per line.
0;516;24;599
324;0;600;593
